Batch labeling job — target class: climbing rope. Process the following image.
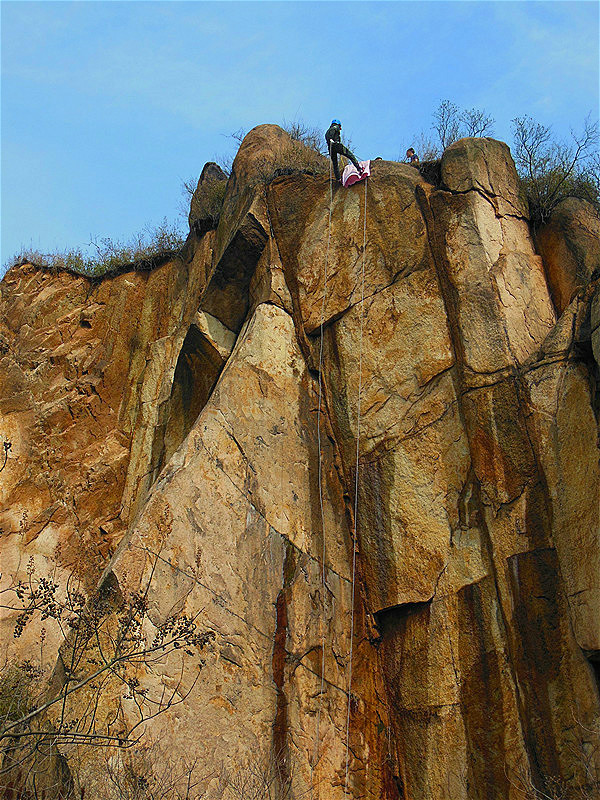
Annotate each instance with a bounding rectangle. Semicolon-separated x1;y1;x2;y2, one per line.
312;149;334;798
312;157;369;799
344;174;368;796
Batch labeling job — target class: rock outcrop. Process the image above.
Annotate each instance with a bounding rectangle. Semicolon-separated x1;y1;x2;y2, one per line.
535;197;600;314
189;161;229;234
1;127;599;800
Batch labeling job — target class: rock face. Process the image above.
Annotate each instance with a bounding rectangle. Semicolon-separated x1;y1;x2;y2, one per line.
535;197;600;314
1;127;600;799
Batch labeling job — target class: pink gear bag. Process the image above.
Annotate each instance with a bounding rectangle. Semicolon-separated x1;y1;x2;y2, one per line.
341;160;371;187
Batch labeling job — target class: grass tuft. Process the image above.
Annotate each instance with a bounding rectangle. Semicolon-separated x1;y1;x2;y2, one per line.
5;219;185;280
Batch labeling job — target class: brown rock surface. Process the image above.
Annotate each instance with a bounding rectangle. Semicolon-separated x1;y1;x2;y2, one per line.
1;127;599;799
536;197;600;314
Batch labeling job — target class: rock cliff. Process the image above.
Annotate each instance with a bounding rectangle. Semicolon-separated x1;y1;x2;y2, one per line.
1;125;600;799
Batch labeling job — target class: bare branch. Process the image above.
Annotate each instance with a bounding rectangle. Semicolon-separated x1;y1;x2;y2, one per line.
460;106;495;138
433;100;461;149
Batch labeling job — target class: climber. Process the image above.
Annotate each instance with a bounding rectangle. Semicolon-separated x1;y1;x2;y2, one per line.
326;120;363;183
406;148;419;164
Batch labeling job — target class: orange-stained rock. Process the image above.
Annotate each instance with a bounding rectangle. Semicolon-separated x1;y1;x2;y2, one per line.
1;128;599;799
87;302;390;799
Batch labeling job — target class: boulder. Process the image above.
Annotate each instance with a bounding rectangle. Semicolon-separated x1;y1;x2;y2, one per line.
188;161;229;233
441;137;529;218
535;197;600;314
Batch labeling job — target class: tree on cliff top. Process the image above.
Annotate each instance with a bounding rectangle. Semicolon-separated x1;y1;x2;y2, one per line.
408;101;599;229
409;100;496;160
433;100;496;150
511;113;599;227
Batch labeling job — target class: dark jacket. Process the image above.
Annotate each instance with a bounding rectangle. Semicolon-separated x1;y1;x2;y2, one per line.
325;123;342;148
325;123;361;180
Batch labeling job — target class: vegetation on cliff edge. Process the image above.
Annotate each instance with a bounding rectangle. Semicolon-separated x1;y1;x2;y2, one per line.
5;112;598;283
4;218;185;280
409;101;599;227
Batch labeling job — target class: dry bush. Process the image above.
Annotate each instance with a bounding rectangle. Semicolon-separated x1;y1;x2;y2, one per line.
5;219;185;279
252;138;329;186
71;740;205;800
215;120;329;187
244;118;329;185
504;719;600;800
282;119;327;156
216;749;304;800
409;131;442;162
507;770;600;800
0;554;214;798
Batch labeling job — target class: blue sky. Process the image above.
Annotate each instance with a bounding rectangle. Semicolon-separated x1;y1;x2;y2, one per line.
2;1;598;267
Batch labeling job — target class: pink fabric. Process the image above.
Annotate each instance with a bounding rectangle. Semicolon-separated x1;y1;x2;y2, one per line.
341;160;371;187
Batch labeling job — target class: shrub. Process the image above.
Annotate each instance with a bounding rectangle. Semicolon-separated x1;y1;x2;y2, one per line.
217;748;299;800
213;120;329;187
5;219;185;280
282;119;327;156
255;138;329;184
227;119;327;156
252;120;329;186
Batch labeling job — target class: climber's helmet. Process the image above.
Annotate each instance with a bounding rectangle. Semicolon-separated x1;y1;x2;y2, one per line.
331;119;341;127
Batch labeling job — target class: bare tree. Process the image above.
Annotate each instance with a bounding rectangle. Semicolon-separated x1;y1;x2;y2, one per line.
460;106;495;138
511;113;600;226
0;556;214;798
217;749;306;800
432;100;462;149
410;101;497;161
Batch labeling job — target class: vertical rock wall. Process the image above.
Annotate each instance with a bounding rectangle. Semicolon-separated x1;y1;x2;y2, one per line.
1;126;599;799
